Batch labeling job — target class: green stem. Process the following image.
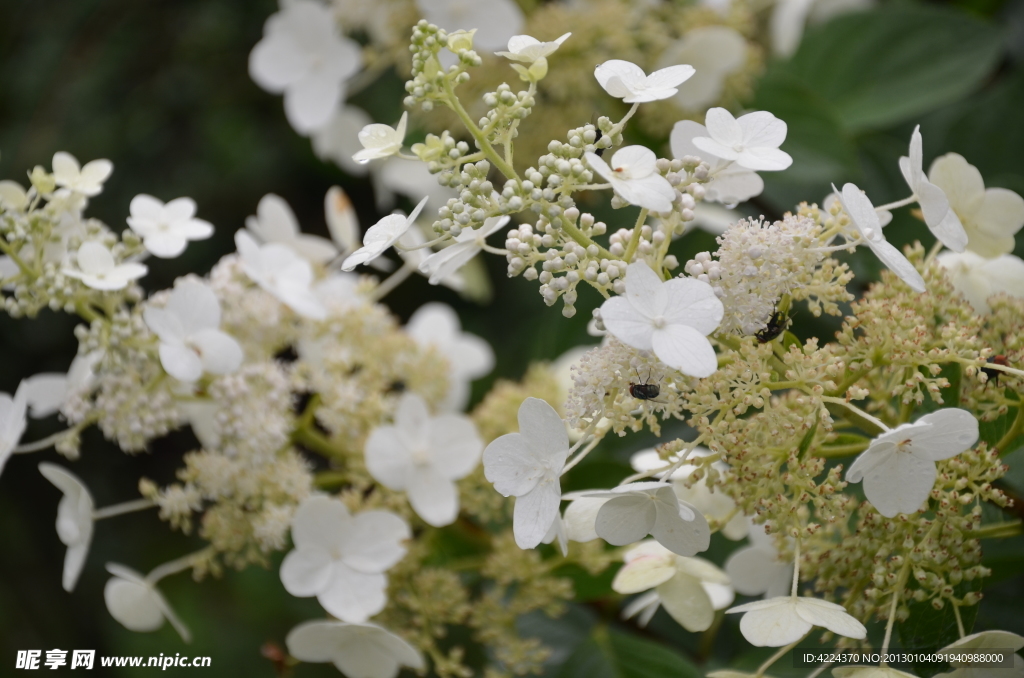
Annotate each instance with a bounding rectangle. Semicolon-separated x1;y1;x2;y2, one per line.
558;215;614;259
966;520;1022;539
821;396;889;435
314;470;348;489
622;209;648;262
757;638;804;678
443;79;519;181
994;404;1024;457
292;426;343;460
817;442;870;458
0;239;32;274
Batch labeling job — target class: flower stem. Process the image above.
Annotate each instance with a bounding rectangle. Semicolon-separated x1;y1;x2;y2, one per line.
93;499;156;521
370;262;415;300
146;548;209;585
994;403;1024;457
966;520;1022;539
821;396;890;434
443;79;519;181
557;214;614;259
880;584;900;666
874;195;917;212
953;603;965;639
791;539;801;597
622;209;648;262
757;638;805;678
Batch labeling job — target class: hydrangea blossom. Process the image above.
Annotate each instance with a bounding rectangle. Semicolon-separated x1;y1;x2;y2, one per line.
51;152;112;197
614;540;733;631
929;153;1024;258
834;182;926;292
39;463;94;592
341;197;428;271
104;563;191;642
583;482;711;556
419;216;509;285
415;0;524;52
143;279;243;382
126;195;214;259
658;27;748;110
234;230;326;320
671;120;763;205
483;398;569;549
594;60;696;103
847;408;979;518
599;261;724;377
245;194;338;264
585;147;677;213
353;112;408;164
248;0;362;133
899;126;967;252
406;303;494;411
935;630;1024;678
63;242;148;291
726;595;866;646
937;251;1024;313
286;620;424;678
724;522;794;598
280;496;409;623
365;393;482;527
692;109;793;172
495;32;571;63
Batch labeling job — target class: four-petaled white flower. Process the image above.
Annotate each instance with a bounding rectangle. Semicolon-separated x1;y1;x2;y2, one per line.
286;620;425;678
600;261;724;378
52;152;113;197
615;540;734;631
583;482;711;556
900;126;967;252
937;251;1024;314
496;32;571;63
671;120;764;205
126;195;214;259
692;108;793;172
39;463;94;592
406;302;494;411
280;495;410;623
727;595;866;646
143;279;243;382
104;563;191;642
847;408;979;518
341;197;429;271
834;183;926;293
248;0;362;133
585;146;678;213
419;216;509;285
245;193;338;264
353;112;408;164
935;630;1024;678
416;0;525;52
929;153;1024;258
724;522;794;599
365;393;483;527
63;242;148;291
594;60;696;103
483;398;569;549
658;27;748;111
234;230;326;320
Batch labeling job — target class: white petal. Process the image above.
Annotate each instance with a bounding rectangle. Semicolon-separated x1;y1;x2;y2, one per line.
868;238;927;293
652;324;719;378
286;620;343;663
906;409;979;460
158;342;204;382
612;552;676;593
253;193;301;241
483;433;542;497
291;495;349;552
661;277;724;334
612;175;676;212
658;573;715;632
190;329;243;375
365;426;413;490
20;373;68;418
334;623;425;678
104;577;165;632
325;186;360;252
142;233;188;259
318;564;388;623
652;496;711;556
738;111;787;149
280;546;334;596
594;60;647;98
342;510;410;573
705;108;743;147
75;242;115;276
513;478;562;549
249;33;307;92
428;415;482;479
596;494;656;546
725;545;784;596
861;447;937;517
794;597;867;640
601;297;654;351
285;73;342;134
407;469;460;527
563;497;608;542
623;260;668;318
735;147;793;172
517;398;570;466
645;64;696;91
734;598;812;647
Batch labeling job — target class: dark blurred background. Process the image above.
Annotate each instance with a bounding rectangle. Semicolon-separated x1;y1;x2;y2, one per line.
2;0;1024;675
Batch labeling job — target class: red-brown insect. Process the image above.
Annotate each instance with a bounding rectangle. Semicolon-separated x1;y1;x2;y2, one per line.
982;354;1010;385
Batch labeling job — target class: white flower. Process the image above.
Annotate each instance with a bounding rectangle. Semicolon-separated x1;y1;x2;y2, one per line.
929;153;1024;258
406;302;494;411
143;279;243;382
724;522;794;598
51;152;113;197
353;112;408;164
245;194;338;264
495;32;571;63
104;563;191;642
658;27;748;110
583;482;711;556
834;182;926;293
126;195;214;259
62;242;148;291
692;108;793;172
900;126;967;252
585;147;678;212
483;398;569;549
280;496;409;623
234;230;326;319
419;216;509;285
39;463;94;592
937;251;1024;313
416;0;525;52
18;373;70;419
0;386;27;479
630;447;747;540
286;620;424;678
365;393;482;527
248;0;361;133
341;197;428;271
847;408;979;518
562;494;609;543
395;223;466;292
935;630;1024;678
727;595;866;646
311;105;374;176
594;60;696;103
599;261;723;378
615;540;733;631
671;120;764;205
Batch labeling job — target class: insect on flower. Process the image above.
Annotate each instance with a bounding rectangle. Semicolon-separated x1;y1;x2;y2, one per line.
755;309;788;343
629;368;661;401
982;354;1010;385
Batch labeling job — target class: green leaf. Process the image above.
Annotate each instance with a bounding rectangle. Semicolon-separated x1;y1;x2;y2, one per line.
557;626;703;678
897;580;980;677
